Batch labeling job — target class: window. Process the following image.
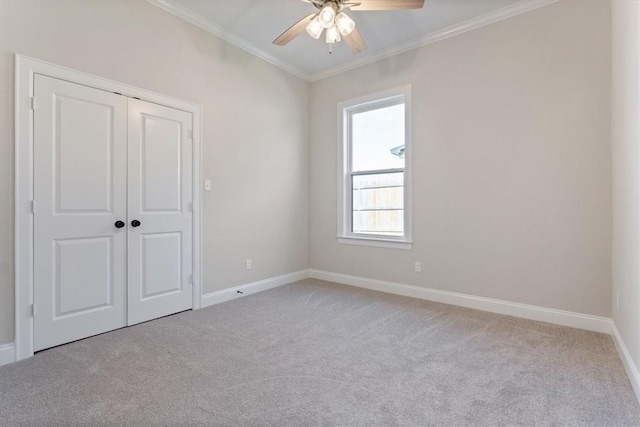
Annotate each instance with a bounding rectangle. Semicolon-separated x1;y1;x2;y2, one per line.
338;86;412;249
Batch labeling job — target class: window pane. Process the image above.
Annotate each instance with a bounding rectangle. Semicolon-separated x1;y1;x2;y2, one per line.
351;103;405;172
352;172;404;236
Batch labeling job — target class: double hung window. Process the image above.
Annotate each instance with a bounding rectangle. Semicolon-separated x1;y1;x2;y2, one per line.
338;86;412;249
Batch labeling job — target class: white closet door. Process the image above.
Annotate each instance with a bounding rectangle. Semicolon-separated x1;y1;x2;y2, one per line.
33;75;128;351
127;99;193;325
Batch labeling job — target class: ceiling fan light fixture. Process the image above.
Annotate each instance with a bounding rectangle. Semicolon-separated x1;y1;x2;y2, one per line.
306;15;324;39
318;5;336;29
326;25;341;44
335;12;355;36
274;0;424;53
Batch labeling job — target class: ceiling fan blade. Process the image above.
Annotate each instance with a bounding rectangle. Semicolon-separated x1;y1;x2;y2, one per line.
344;27;367;54
273;13;317;46
348;0;424;11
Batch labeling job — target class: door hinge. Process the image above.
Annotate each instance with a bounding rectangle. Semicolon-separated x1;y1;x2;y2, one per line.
189;275;193;286
31;200;35;214
188;202;193;212
29;97;35;111
31;303;35;317
188;129;193;140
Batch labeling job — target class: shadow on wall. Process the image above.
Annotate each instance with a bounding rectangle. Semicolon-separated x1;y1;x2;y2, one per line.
0;50;16;346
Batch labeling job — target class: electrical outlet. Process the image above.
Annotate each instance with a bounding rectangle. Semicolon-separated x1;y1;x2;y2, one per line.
414;261;422;273
245;259;252;270
616;291;620;309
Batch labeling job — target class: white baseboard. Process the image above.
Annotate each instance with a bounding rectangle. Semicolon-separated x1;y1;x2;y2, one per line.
308;269;612;334
0;343;16;366
611;322;640;404
201;270;310;308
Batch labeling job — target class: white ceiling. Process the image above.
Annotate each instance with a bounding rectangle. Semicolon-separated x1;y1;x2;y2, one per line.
150;0;557;81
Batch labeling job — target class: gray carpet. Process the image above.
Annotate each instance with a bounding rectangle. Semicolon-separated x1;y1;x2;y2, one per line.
1;279;639;426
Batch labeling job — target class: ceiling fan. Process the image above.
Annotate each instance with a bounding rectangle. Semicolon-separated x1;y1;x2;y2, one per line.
273;0;425;54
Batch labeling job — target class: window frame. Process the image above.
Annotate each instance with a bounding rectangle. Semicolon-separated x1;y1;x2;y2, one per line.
337;85;413;250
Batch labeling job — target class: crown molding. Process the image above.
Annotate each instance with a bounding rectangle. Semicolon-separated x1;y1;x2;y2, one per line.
308;0;559;81
146;0;310;81
147;0;559;83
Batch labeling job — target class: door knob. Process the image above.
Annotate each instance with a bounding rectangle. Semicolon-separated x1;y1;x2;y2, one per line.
131;220;141;227
115;220;125;229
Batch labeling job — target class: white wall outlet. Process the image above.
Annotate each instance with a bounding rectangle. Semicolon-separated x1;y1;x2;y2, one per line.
414;261;422;273
616;291;620;309
245;259;252;270
204;179;211;191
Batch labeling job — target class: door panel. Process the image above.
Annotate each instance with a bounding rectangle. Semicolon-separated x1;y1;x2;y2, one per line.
141;232;183;299
34;75;127;351
141;116;182;212
127;99;193;325
55;237;113;316
56;95;113;213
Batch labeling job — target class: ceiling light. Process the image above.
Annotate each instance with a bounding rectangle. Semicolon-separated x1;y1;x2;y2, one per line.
306;15;323;39
318;5;336;29
326;25;341;44
335;12;355;36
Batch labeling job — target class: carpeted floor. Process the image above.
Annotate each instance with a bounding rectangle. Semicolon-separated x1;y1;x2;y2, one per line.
1;279;639;426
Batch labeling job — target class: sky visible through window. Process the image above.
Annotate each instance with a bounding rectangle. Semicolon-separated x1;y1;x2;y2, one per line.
350;101;405;236
352;103;405;172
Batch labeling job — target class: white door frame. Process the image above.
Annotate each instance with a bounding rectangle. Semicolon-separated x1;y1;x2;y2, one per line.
14;54;203;361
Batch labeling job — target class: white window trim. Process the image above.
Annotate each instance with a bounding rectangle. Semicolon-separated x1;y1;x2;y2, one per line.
337;85;413;250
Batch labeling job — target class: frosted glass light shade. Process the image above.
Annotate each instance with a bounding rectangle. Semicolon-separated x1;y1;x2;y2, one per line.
319;5;336;29
335;12;355;36
326;25;341;43
306;16;323;39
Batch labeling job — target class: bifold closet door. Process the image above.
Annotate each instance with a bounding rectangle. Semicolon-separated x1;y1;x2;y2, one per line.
33;75;128;351
126;99;193;325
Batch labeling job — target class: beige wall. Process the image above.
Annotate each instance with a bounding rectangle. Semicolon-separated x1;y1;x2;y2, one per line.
309;0;612;316
612;0;640;372
0;0;309;346
0;0;620;349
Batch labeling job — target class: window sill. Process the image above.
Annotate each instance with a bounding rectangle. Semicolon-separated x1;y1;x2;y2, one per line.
337;236;413;250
